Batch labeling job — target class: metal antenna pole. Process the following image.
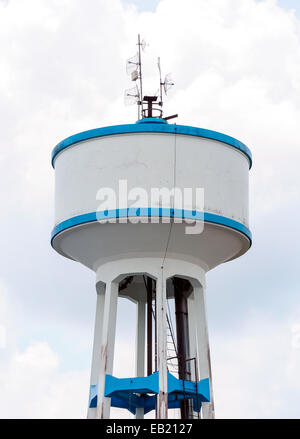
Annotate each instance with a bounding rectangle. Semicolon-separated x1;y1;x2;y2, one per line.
158;57;163;112
138;34;143;119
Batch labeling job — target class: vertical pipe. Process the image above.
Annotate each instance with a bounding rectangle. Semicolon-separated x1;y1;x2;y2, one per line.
187;293;199;418
174;278;193;419
148;101;153;118
138;34;143;119
147;277;153;376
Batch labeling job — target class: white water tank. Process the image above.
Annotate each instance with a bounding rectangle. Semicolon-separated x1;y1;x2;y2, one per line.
51;117;252;273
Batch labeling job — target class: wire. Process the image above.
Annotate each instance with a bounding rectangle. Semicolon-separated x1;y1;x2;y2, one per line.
161;124;177;269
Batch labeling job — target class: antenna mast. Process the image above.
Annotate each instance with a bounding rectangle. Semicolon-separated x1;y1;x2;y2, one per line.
137;34;143;120
125;35;177;121
158;57;163;108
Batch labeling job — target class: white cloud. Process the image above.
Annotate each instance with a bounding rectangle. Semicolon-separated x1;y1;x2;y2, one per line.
0;341;89;418
212;312;300;418
0;281;17;353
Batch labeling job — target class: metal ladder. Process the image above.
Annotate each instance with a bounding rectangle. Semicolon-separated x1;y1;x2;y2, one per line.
166;312;179;378
165;310;200;419
151;300;179;375
152;300;200;419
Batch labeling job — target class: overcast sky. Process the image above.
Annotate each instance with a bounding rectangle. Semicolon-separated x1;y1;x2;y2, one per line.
0;0;300;419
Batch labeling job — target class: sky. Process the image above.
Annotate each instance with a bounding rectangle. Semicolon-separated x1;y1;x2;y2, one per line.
0;0;300;419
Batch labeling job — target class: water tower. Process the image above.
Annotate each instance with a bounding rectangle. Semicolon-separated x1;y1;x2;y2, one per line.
51;36;252;419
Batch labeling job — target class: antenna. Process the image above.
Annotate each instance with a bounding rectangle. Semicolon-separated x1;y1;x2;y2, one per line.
140;38;146;52
124;85;140;106
158;57;163;107
163;73;174;95
125;35;145;119
157;57;177;121
137;34;143;119
125;35;177;120
126;53;139;75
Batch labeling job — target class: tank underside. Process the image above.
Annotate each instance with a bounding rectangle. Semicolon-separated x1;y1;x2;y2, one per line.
51;218;251;273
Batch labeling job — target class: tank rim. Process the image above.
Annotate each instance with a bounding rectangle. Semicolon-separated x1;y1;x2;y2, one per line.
51;123;252;169
51;209;252;247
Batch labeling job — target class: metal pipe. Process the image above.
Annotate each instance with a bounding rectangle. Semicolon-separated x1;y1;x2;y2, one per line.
174;277;193;419
147;276;152;376
138;34;143;119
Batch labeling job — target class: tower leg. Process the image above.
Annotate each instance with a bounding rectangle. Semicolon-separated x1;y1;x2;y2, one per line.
96;281;119;419
187;292;200;417
88;286;105;419
146;277;153;376
135;299;146;419
193;284;215;419
156;271;168;419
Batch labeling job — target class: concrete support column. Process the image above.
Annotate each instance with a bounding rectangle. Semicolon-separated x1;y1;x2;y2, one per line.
135;300;146;419
193;284;215;419
187;292;201;416
96;281;119;419
87;285;105;419
156;270;168;419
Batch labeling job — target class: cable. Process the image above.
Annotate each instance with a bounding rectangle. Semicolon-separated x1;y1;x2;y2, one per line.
161;124;177;269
